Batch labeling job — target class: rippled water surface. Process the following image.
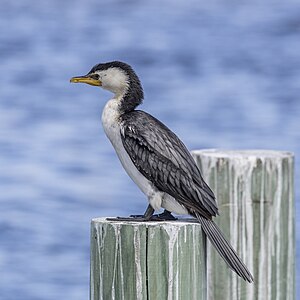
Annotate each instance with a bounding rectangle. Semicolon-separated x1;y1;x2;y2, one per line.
1;0;300;299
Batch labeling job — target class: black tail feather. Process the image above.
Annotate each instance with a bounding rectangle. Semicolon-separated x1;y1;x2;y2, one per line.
197;214;254;283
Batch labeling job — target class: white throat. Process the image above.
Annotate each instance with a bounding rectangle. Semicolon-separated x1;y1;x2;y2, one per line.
101;98;121;143
97;68;129;99
101;97;156;199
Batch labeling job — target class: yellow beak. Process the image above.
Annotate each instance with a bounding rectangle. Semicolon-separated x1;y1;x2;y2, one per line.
70;75;102;86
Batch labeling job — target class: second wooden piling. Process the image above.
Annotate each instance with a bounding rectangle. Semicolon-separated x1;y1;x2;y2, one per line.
192;149;295;300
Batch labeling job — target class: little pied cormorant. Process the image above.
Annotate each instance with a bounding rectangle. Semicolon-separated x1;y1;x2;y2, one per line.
70;61;253;283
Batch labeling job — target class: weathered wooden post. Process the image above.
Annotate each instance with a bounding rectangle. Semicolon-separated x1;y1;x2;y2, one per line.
90;150;294;300
91;219;205;300
192;150;295;300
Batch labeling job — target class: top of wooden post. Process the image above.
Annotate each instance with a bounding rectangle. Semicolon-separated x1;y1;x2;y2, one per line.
192;149;293;159
91;217;199;226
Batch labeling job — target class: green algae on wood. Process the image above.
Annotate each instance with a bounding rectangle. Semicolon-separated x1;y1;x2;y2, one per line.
90;219;205;300
192;150;295;300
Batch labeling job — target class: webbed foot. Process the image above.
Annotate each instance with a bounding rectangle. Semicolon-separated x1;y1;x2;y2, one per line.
106;206;177;222
150;210;177;221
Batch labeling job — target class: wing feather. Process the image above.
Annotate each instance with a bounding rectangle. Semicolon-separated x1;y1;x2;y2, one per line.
120;110;218;218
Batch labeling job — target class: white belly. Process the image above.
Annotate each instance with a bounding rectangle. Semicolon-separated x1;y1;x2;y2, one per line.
101;99;155;197
101;98;188;214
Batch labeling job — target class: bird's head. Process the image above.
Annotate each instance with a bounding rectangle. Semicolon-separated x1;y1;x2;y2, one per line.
70;61;143;107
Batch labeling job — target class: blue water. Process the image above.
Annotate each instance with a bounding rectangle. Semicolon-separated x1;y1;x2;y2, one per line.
1;0;299;299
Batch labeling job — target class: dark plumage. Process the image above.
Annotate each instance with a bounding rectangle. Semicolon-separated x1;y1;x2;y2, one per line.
120;110;218;219
120;110;253;282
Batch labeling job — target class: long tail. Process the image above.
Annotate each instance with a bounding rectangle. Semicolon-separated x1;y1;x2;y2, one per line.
197;214;254;283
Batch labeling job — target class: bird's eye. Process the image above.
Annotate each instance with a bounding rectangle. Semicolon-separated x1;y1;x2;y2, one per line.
90;74;100;80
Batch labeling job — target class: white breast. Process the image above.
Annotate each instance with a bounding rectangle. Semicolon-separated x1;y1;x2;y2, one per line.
101;98;189;214
101;98;155;197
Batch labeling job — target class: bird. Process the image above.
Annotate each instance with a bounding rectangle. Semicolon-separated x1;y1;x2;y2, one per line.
70;61;253;283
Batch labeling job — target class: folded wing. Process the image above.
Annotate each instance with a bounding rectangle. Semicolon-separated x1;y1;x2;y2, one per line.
119;110;218;219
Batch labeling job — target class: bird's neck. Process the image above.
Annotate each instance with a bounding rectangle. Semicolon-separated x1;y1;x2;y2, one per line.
114;82;143;114
103;92;139;120
118;95;140;114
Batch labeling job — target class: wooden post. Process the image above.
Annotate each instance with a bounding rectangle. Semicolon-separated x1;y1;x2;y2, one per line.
192;150;295;300
90;219;205;300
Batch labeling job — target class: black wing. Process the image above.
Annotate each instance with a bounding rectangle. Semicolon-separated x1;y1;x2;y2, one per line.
119;110;218;219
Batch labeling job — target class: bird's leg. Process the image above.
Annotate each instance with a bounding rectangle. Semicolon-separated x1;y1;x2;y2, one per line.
129;204;155;219
106;206;177;222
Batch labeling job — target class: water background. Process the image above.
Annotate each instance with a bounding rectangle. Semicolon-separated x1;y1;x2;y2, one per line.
1;0;299;299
